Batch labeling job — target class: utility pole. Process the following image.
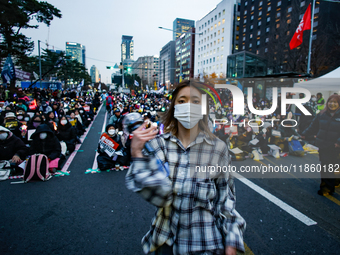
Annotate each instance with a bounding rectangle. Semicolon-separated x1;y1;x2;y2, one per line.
38;40;42;88
307;0;316;75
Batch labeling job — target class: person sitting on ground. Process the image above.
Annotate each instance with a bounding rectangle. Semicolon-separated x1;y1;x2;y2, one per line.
97;124;125;171
0;126;29;174
2;111;23;139
30;124;61;172
278;121;301;152
109;108;124;131
57;116;77;154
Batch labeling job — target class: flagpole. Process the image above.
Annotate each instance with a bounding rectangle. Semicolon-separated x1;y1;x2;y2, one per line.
307;0;316;75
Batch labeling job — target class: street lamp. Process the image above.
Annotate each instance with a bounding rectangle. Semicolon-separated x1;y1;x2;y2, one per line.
158;27;203;83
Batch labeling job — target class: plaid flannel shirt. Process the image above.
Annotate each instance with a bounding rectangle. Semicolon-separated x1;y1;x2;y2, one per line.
126;132;246;255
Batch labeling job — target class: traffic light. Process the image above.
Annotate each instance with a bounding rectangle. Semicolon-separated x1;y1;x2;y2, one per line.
106;66;114;69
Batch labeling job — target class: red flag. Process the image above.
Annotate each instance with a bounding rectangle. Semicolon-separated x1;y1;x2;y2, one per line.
289;4;312;50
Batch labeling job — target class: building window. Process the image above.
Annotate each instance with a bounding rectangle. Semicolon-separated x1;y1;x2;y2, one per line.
244;10;247;15
258;21;262;26
287;19;291;24
221;45;224;51
259;1;263;6
210;58;212;63
222;28;225;33
259;11;262;16
208;28;210;32
219;12;221;18
242;45;245;50
235;45;239;50
266;27;270;32
222;18;225;24
313;21;318;27
276;12;281;18
214;41;216;45
257;30;261;35
245;1;248;6
221;55;223;60
276;34;279;39
265;37;269;42
208;20;210;25
214;24;217;28
243;36;246;41
251;6;254;11
256;50;260;54
218;30;220;35
211;26;213;30
215;15;217;20
205;23;207;27
265;48;268;52
249;43;252;48
267;17;270;22
250;34;253;38
315;7;319;14
301;1;305;7
276;23;280;28
251;15;254;20
218;21;221;26
244;19;247;24
214;32;216;37
218;39;220;44
257;40;260;45
211;18;213;23
268;6;271;12
223;9;225;15
250;24;254;30
288;6;292;13
277;1;281;7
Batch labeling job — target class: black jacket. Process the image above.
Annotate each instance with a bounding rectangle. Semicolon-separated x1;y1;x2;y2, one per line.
57;122;77;144
30;124;61;160
0;132;29;161
302;108;340;150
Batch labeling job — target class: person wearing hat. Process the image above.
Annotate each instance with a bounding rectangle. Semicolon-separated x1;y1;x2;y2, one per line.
108;108;123;131
2;112;23;139
30;124;61;171
39;101;52;114
0;126;29;173
97;124;125;171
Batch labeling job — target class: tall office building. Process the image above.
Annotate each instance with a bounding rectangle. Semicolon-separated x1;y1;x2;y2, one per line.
173;18;195;40
175;28;196;83
132;56;159;88
90;65;100;83
121;35;134;62
159;41;176;87
235;0;340;76
194;0;240;79
66;42;84;64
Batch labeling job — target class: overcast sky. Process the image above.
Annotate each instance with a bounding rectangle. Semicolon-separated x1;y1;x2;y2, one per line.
23;0;223;83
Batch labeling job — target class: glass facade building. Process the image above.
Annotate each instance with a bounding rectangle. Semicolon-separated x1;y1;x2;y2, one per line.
173;18;195;41
121;35;134;62
66;42;83;64
159;41;176;87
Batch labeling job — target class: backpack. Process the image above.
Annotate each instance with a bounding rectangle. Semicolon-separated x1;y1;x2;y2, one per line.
107;96;112;105
288;140;305;157
24;154;51;182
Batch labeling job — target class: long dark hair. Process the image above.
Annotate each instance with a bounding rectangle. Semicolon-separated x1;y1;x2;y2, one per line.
320;94;340;114
162;79;215;139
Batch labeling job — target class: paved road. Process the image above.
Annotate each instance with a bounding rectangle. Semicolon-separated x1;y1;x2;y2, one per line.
1;105;340;255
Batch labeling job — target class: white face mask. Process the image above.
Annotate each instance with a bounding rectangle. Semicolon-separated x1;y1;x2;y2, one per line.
40;133;47;140
174;103;203;130
0;133;8;140
108;129;116;136
60;120;67;125
311;97;317;102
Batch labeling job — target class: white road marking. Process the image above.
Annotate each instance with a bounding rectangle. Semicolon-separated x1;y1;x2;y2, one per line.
234;173;317;226
92;111;107;170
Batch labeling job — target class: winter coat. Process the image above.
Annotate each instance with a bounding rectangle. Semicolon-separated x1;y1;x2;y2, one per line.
57;122;77;144
30;124;61;160
302;108;340;152
0;127;28;161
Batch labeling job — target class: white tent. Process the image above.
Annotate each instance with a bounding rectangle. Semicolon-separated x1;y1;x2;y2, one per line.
294;67;340;101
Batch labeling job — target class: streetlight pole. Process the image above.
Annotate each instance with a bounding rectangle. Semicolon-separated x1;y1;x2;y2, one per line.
38;40;42;88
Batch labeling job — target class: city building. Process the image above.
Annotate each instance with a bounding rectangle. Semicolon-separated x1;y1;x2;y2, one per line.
132;56;159;89
175;28;196;83
121;35;134;62
236;0;340;76
159;41;176;87
65;42;84;64
194;0;241;79
173;18;195;40
90;65;100;83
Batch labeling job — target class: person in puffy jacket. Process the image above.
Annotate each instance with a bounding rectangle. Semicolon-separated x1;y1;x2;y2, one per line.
302;95;340;196
57;116;77;154
30;124;61;161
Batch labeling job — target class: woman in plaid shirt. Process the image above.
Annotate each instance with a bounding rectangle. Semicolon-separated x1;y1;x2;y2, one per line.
126;80;246;255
